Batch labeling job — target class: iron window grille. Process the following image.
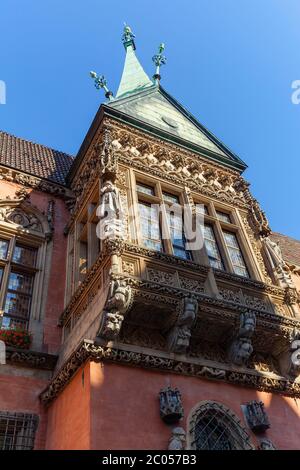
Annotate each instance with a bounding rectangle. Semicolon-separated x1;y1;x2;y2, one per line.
0;412;39;450
189;402;253;450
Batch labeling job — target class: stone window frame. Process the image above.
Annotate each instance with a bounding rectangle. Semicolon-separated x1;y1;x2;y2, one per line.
132;175;194;261
66;183;100;302
0;200;52;349
131;172;257;279
187;400;254;450
192;195;257;279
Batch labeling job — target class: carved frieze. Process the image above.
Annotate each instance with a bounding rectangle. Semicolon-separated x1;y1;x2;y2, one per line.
39;340;300;406
104;120;251;209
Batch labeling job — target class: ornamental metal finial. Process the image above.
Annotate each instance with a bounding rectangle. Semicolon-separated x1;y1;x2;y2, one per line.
90;71;114;100
152;43;167;83
122;23;136;50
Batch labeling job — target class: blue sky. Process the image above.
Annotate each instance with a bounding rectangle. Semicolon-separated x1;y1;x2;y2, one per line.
1;0;299;238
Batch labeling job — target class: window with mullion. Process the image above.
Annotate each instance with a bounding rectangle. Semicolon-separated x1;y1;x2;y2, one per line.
138;201;162;252
165;208;191;260
203;224;224;270
0;242;37;330
222;231;249;278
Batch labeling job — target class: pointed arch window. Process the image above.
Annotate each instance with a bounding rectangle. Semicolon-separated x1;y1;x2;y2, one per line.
188;401;253;450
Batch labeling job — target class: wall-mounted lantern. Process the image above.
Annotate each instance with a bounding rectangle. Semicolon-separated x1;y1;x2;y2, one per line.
159;387;184;424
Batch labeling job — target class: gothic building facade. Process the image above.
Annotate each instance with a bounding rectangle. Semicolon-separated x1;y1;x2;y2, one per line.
0;27;300;450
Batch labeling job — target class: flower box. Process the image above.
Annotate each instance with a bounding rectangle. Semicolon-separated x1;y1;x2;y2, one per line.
0;328;32;350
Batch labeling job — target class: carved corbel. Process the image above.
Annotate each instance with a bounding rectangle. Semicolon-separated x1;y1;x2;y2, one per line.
167;297;198;354
228;310;256;366
97;278;133;341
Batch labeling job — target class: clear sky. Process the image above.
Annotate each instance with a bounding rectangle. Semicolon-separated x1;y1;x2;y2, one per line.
1;0;299;239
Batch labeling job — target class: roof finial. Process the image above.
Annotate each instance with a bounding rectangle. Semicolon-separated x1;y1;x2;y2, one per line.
90;71;114;101
152;43;167;84
122;24;136;51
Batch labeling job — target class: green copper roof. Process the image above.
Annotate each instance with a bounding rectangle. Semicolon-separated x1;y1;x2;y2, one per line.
116;44;154;99
109;86;233;159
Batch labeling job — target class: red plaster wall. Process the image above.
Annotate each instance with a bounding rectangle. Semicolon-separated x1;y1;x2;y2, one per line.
88;362;300;450
0;373;48;449
45;363;91;450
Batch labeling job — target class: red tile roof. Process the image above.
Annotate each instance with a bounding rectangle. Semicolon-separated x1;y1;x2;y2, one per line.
270;232;300;268
0;130;74;185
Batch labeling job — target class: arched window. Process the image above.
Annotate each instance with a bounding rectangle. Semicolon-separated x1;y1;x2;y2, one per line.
188;401;253;450
0;197;52;347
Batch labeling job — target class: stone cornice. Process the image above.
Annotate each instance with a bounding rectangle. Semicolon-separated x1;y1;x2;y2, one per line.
0;164;74;201
213;269;285;297
124;243;210;275
6;347;58;370
39;340;300;406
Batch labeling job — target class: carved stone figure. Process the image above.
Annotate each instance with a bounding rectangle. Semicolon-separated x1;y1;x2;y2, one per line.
97;181;125;241
168;427;186;450
290;330;300;378
228;338;253;366
259;439;276;450
263;237;294;288
100;127;118;178
228;311;256;366
98;279;133;341
238;311;256;339
167;297;198;354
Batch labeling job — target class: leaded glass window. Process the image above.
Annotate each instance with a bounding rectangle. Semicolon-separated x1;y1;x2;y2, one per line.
203;224;224;270
222;231;249;278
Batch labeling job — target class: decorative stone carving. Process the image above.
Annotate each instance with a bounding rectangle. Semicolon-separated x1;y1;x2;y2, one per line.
228;311;256;366
0;206;42;232
159;387;184;424
245;401;270;433
263;237;294;288
97;180;125;241
100;126;118;180
290;329;300;378
106;120;250;209
219;288;269;312
179;276;205;293
147;268;177;286
0;165;69;199
249;199;271;237
40;340;300;406
168;427;186;450
167;297;198;354
98;279;133;341
258;439;276;450
284;287;299;306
